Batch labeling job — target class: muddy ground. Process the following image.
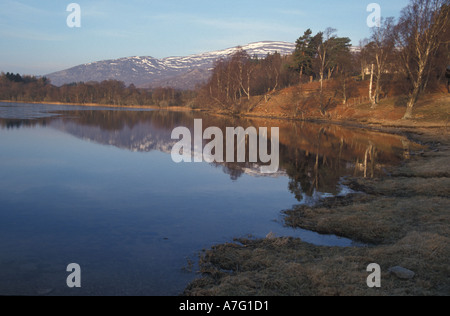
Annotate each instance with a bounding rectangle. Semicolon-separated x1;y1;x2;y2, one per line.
184;127;450;296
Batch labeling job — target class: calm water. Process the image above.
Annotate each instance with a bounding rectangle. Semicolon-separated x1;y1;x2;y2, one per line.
0;102;413;295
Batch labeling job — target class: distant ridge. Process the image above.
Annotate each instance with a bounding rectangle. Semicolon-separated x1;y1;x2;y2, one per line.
46;41;296;90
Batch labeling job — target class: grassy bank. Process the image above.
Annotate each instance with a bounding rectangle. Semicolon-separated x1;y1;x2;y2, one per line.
224;91;450;129
184;127;450;296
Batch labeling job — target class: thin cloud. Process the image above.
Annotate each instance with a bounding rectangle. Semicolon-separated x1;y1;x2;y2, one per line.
0;0;59;19
91;29;136;39
276;9;305;16
0;28;65;42
150;12;299;35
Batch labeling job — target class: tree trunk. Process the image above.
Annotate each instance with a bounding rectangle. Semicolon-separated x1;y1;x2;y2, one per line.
375;66;381;104
342;78;347;105
369;64;376;108
403;56;426;119
361;62;366;81
403;102;414;120
403;85;420;119
247;75;251;101
319;71;325;115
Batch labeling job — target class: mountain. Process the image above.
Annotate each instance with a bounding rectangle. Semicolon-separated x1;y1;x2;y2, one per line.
46;41;296;90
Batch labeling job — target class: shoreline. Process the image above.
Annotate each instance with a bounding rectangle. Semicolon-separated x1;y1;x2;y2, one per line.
235;113;449;129
184;126;450;296
1;96;448;134
2;98;448;295
0;100;196;112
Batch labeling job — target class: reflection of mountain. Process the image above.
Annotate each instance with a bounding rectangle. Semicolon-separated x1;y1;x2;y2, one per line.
0;106;416;203
48;116;288;180
50;120;176;154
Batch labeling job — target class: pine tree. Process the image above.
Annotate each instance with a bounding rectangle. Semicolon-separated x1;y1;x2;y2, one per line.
293;29;316;81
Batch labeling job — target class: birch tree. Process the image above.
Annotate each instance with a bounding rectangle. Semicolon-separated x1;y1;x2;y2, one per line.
370;17;395;107
394;0;449;119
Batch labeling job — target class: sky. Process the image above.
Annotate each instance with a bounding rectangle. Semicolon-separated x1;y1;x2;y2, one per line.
0;0;411;76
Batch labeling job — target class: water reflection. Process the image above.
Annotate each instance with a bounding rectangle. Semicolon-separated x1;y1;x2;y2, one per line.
0;105;412;203
0;103;417;295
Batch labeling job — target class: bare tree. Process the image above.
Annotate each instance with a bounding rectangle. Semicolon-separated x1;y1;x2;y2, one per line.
234;49;254;101
394;0;449;119
335;48;357;105
370;17;395;107
262;52;282;98
315;28;335;112
203;49;255;111
357;39;370;81
369;63;375;106
314;28;351;115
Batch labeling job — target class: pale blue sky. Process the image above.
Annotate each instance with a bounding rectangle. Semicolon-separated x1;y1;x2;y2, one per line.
0;0;410;75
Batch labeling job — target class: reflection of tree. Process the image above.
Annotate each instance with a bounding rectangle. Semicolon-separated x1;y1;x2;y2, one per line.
287;152;312;202
54;110;407;196
312;127;324;191
352;143;378;179
280;123;404;203
1;108;410;197
0;119;48;129
220;163;245;181
284;126;343;203
63;109;197;131
363;143;376;179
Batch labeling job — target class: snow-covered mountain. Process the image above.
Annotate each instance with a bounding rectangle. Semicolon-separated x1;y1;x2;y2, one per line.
46;41;296;89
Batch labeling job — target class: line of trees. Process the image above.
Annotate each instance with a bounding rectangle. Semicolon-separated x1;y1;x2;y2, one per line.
196;28;357;115
1;0;447;118
198;0;449;118
0;73;194;107
357;0;449;119
196;49;297;112
394;0;449;118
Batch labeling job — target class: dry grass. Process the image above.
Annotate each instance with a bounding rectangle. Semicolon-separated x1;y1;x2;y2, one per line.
285;195;450;245
245;89;450;128
185;232;450;296
185;128;450;296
